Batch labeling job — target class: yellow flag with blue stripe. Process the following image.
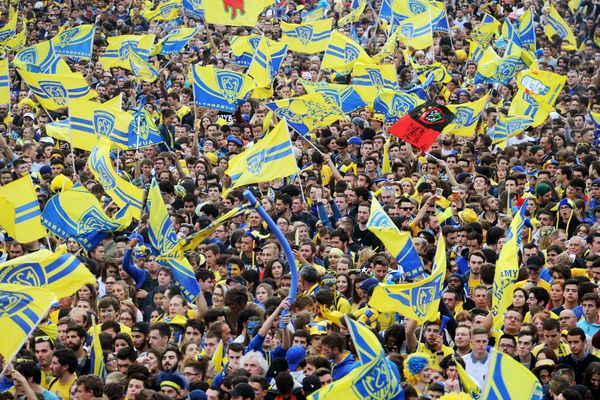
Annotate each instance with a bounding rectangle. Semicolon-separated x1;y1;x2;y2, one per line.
51;24;96;59
519;9;536;46
0;175;46;244
280;18;332;54
0;7;17;44
491;203;527;330
303;6;326;22
0;284;57;364
491;114;534;148
248;37;288;98
373;90;424;123
481;351;543;399
230;35;261;66
192;65;254;113
147;179;179;256
143;0;181;21
544;4;576;50
0;58;8;106
367;196;424;279
352;63;400;99
396;11;433;50
90;316;106;379
321;30;372;71
299;79;368;114
225;119;297;191
88;138;144;221
203;0;265;26
213;339;225;375
472;13;500;46
99;34;155;70
454;355;481;398
14;40;70;74
19;69;95;111
444;93;489;137
369;233;446;323
338;0;366;27
308;317;403;400
2;29;26;52
154;27;199;56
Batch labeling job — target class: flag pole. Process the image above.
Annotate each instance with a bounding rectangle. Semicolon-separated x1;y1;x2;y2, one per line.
66;104;76;184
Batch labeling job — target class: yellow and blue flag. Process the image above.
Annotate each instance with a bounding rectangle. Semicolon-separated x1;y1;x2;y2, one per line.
389;0;429;33
14;40;70;74
0;284;57;365
519;9;536;46
338;0;366;27
369;234;446;323
213;339;225;375
202;0;265;26
508;89;550;128
321;30;372;71
147;179;179;256
302;6;326;22
490;114;534;147
155;255;201;302
2;29;26;52
129;51;159;82
230;35;261;67
454;355;481;398
444;93;489;137
88;138;144;221
248;37;288;98
128;105;164;149
0;246;96;297
474;47;521;86
491;203;527;330
90;316;107;379
155;27;198;55
19;69;94;111
481;351;543;399
264;93;345;136
309;316;403;400
372;29;399;63
0;58;8;106
373;90;424;123
299;79;367;114
352;63;400;99
192;65;254;113
510;68;566;127
143;0;181;21
472;13;500;46
380;0;393;21
396;11;433;50
468;39;485;64
0;175;46;244
367;196;424;278
51;24;96;59
404;50;452;83
0;7;16;44
99;34;155;70
431;2;450;33
501;19;524;57
280;18;332;54
41;183;132;251
544;4;576;49
225;119;297;191
182;0;204;19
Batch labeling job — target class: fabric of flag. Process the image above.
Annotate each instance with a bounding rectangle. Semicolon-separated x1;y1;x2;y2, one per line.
544;4;577;49
472;13;500;46
182;0;204;19
280;18;332;54
389;0;429;33
455;356;481;398
143;0;181;21
0;247;96;297
516;67;566;110
14;41;69;74
225;119;297;191
431;2;450;33
0;175;46;243
46;118;124;151
491;114;534;147
247;37;288;98
2;29;26;52
69;97;132;150
380;0;392;20
396;11;433;50
89;317;107;379
481;351;543;399
338;0;366;27
128;106;164;149
88;138;144;221
407;72;435;100
519;9;536;46
321;30;372;72
99;34;155;70
308;317;404;400
41;183;132;251
154;27;198;55
19;69;94;111
502;19;524;57
129;50;159;82
264;93;345;136
302;6;326;22
155;256;201;302
299;79;368;114
373;90;424;123
0;284;56;365
468;39;484;64
372;29;399;63
230;35;261;67
191;65;254;113
0;7;16;43
369;234;446;323
491;203;527;330
147;179;179;256
51;24;96;59
404;51;452;83
212;340;225;375
0;58;8;106
389;100;455;152
352;63;400;99
202;0;265;26
474;47;521;86
508;89;549;128
444;93;489;137
367;196;424;278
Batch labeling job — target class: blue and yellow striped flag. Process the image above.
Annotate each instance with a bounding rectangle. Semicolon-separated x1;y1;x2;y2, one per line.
0;284;57;366
19;69;94;111
373;90;424;122
338;0;366;27
396;11;433;49
51;24;96;59
192;65;254;113
472;13;500;46
203;0;265;26
280;18;332;54
431;2;450;33
444;93;489;137
0;175;46;243
519;9;536;46
264;93;345;136
14;40;70;74
0;6;16;44
99;34;155;70
212;339;225;375
302;6;326;22
352;63;400;99
128;106;164;149
88;138;144;221
248;37;288;99
0;246;96;297
0;58;8;106
468;39;485;64
90;316;107;379
155;256;201;302
508;89;549;128
474;47;521;86
225;119;297;191
321;30;372;71
369;234;446;323
544;4;576;50
230;35;261;67
2;29;26;52
129;51;159;82
454;356;481;398
490;114;534;148
481;351;543;399
299;79;367;114
182;0;204;19
154;27;198;56
367;196;425;279
147;179;179;256
143;0;181;21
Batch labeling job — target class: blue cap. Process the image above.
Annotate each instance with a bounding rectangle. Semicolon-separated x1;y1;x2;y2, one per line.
348;136;363;146
592;179;600;187
226;135;243;147
360;278;380;292
128;232;145;244
286;345;307;371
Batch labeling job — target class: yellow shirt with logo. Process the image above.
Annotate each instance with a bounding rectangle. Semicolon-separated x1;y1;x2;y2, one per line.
49;374;77;400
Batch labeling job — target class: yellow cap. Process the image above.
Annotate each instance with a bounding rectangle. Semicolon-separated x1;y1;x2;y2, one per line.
50;174;73;193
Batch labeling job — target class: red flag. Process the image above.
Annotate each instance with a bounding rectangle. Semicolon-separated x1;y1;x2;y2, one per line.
389;100;454;152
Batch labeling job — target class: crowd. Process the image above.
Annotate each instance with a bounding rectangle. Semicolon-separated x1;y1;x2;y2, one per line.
3;0;600;399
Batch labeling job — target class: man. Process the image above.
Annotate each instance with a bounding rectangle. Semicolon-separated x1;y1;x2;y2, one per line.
320;332;355;380
462;327;491;388
497;335;517;356
162;346;182;372
453;325;471;357
553;279;581;315
533;319;570;358
131;322;150;354
65;325;90;376
75;375;104;400
560;327;600;384
33;335;55;389
48;348;78;400
230;382;255;400
353;202;381;248
125;373;148;400
559;309;580;332
299;265;320;297
182;361;206;385
158;372;188;400
515;332;535;370
503;309;523;336
13;360;59;400
577;293;600;336
463;251;485;296
407;319;454;368
148;322;171;351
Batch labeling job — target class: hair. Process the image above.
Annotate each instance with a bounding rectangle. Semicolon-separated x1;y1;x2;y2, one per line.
53;348;78;374
240;351;269;375
321;332;345;352
76;375;105;397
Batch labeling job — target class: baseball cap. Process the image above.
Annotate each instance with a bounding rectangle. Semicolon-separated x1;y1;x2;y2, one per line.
285;346;306;371
226;276;247;286
359;278;380;292
132;322;150;335
23;112;35;120
526;255;545;269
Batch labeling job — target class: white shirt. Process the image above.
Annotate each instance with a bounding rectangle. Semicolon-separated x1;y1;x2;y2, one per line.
462;351;492;389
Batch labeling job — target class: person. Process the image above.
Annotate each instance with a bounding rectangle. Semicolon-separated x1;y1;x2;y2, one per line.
462;328;492;388
560;327;600;384
48;348;78;400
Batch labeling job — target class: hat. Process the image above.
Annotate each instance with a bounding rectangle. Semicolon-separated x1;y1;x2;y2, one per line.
204;152;218;166
50;174;73;193
351;117;368;129
230;383;255;400
39;136;55;144
328;248;344;257
266;358;289;380
359;278;380;292
226;135;243;147
532;359;556;376
526;255;545;269
23;112;35;120
404;353;430;385
285;346;306;371
456;172;472;183
348;136;363;146
535;183;552;196
226;276;247;286
370;113;385;122
356;308;379;328
302;376;321;395
307;321;328;336
189;390;208;400
458;208;478;224
592;179;600;187
448;273;465;285
39;165;52;175
132;322;150;335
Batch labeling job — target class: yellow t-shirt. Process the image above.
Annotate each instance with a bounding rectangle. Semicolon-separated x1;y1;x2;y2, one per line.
49;374;77;400
41;369;53;389
532;342;571;358
417;343;454;370
468;277;481;296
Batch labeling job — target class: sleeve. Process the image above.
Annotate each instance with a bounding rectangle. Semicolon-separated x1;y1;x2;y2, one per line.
317;203;332;227
247;334;266;353
122;249;147;289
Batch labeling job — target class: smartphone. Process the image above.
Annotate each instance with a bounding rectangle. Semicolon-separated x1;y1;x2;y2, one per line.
435;188;444;196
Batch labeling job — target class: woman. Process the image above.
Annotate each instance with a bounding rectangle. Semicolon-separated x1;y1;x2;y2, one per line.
509;288;529;316
212;283;228;308
263;259;287;287
75;284;97;305
113;333;134;353
144;348;163;376
351;274;369;311
99;263;119;297
336;273;352;300
181;341;200;358
118;308;136;329
548;280;565;310
403;353;431;395
583;363;600;399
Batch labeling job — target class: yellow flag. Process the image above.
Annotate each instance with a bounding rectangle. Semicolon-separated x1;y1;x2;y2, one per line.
0;58;8;105
280;18;332;54
455;356;481;398
352;63;399;99
396;11;433;49
472;13;500;46
481;351;544;399
0;175;46;243
2;29;26;52
203;0;265;26
444;93;489;137
143;0;181;21
99;34;155;70
544;4;577;49
247;37;288;97
18;69;95;111
338;0;366;27
0;6;17;44
321;30;372;71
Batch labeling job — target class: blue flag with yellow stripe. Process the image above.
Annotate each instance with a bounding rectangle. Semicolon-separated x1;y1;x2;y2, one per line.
155;27;198;55
192;65;254;113
373;90;424;123
14;40;69;74
299;79;367;114
51;24;96;59
128;105;164;149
